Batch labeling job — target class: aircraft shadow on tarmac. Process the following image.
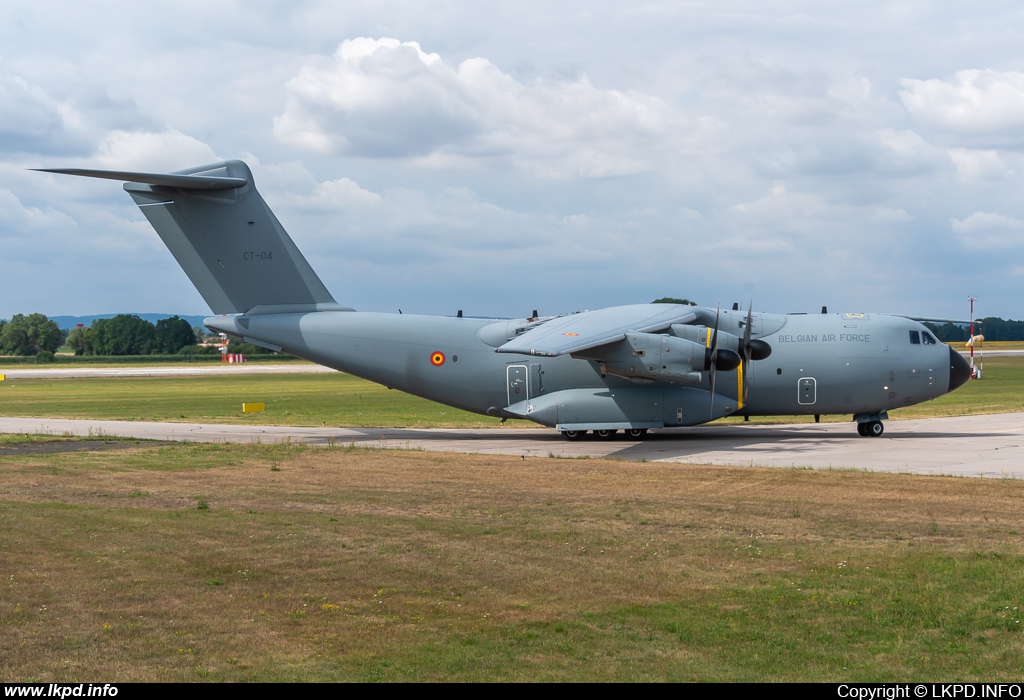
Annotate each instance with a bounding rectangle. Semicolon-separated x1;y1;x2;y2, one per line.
583;428;1007;460
333;424;1006;465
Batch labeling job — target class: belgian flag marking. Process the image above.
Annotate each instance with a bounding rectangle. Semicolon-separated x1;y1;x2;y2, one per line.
430;351;446;366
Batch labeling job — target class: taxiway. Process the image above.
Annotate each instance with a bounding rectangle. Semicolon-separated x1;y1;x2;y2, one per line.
0;413;1020;479
0;363;335;379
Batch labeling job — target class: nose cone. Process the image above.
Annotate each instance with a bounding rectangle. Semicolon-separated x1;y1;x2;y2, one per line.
948;346;971;393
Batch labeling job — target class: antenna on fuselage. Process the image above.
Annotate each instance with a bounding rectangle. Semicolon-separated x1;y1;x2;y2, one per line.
821;306;828;314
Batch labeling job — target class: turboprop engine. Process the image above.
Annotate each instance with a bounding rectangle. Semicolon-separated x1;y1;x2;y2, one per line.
669;324;772;366
572;332;706;383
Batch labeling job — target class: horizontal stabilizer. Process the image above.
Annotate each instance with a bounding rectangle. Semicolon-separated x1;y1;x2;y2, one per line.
33;167;246;191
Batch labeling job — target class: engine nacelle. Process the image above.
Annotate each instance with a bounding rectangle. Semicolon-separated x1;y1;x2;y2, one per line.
669;323;772;365
573;332;704;384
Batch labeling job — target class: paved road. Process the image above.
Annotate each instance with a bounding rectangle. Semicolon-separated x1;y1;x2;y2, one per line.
1;413;1020;479
960;350;1024;356
0;364;336;379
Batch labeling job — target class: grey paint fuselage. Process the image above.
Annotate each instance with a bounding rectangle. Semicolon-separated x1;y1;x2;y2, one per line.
206;307;955;429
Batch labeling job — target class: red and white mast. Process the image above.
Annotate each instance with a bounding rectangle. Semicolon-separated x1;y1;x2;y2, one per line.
966;296;982;379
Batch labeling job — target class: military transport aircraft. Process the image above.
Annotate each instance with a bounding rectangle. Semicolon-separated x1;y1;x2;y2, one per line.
38;160;972;440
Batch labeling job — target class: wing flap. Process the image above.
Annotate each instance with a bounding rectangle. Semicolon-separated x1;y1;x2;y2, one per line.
496;304;697;356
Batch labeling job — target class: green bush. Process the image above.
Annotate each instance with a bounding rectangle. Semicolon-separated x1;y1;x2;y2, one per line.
177;344;221;355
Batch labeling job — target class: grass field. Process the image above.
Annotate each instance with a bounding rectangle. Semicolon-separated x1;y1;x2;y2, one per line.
2;356;1022;681
0;371;502;428
0;357;1021;428
1;441;1022;681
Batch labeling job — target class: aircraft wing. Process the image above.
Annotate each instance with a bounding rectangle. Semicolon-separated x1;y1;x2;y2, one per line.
496;304;698;357
889;315;979;325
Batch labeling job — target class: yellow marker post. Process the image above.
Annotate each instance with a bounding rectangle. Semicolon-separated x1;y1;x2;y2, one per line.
242;403;265;413
0;374;5;381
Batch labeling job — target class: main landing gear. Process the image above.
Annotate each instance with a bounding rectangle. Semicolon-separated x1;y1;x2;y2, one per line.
560;428;648;441
857;421;884;437
854;412;888;438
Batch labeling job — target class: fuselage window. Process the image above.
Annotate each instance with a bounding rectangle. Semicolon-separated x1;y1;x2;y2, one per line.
922;332;936;345
909;330;920;345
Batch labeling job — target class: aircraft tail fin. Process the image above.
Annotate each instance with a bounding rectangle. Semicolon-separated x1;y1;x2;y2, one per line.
38;160;346;315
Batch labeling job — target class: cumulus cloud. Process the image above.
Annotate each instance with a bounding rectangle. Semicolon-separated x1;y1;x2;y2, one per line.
274;37;676;178
900;70;1024;146
300;177;383;212
0;67;91;155
0;187;76;231
876;128;946;172
951;211;1024;249
947;148;1013;180
4;4;1024;318
93;129;219;171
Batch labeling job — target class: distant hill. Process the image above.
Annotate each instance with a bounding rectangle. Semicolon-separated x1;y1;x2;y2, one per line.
48;314;210;330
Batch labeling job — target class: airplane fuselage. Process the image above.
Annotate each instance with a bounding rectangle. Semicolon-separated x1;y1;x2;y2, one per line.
207;306;967;431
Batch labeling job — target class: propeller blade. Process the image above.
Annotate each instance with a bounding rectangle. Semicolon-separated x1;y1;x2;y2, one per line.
742;302;753;404
709;303;720;420
743;303;753;348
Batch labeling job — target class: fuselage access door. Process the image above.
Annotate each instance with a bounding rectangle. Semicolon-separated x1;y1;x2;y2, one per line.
507;364;528;406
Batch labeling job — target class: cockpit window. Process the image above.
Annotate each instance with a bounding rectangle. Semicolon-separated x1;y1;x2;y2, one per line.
922;332;937;345
909;330;920;345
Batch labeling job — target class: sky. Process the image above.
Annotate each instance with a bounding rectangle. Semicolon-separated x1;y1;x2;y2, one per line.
1;1;1022;321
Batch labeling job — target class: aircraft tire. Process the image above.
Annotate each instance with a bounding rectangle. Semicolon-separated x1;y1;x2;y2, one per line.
857;423;869;437
868;421;884;437
594;429;618;439
624;428;648;439
561;430;585;441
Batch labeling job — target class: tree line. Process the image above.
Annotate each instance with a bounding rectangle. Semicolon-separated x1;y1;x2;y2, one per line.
0;313;64;356
65;315;197;355
0;313;200;357
923;318;1024;343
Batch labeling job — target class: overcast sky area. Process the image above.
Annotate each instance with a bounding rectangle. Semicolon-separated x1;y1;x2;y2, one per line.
2;1;1022;321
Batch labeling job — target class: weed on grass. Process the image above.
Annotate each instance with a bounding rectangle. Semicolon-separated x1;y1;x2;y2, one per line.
1;442;1023;680
0;372;520;428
